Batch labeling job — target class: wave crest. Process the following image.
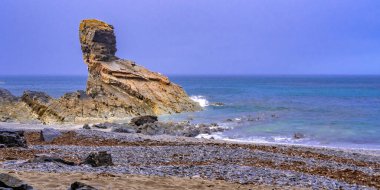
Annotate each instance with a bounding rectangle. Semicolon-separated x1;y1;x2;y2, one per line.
190;95;209;107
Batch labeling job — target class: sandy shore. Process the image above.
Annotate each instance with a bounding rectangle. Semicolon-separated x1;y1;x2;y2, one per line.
1;122;380;189
0;170;290;190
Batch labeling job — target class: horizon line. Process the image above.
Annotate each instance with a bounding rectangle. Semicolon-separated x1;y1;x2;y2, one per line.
1;74;380;77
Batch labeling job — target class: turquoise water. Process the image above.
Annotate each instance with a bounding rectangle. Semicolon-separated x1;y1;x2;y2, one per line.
1;75;380;149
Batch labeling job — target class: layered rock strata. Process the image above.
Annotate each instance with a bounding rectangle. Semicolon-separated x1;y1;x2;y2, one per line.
79;19;199;116
0;19;200;124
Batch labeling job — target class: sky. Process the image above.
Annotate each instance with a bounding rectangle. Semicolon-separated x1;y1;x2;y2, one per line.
0;0;379;75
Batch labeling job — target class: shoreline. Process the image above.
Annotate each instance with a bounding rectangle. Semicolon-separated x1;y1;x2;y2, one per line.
1;122;379;153
211;136;380;154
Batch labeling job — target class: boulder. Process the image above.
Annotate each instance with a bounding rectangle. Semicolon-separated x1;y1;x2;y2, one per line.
182;128;201;137
40;128;62;142
68;181;97;190
83;151;113;167
0;173;33;190
136;122;164;135
0;130;27;148
130;115;158;126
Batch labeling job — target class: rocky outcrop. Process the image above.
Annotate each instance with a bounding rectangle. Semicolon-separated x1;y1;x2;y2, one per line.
21;91;64;123
79;19;200;116
0;89;17;103
91;118;226;137
0;19;200;124
0;88;38;123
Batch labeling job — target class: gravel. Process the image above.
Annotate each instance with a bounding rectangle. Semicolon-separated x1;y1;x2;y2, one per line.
0;125;379;189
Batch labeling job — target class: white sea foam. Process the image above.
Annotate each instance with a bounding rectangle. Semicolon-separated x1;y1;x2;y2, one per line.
272;136;294;142
196;132;224;140
190;95;209;107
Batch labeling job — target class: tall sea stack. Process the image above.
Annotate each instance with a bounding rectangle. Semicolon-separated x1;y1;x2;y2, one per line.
79;19;200;115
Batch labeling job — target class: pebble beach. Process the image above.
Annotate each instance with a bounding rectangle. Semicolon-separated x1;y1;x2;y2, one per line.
1;122;379;189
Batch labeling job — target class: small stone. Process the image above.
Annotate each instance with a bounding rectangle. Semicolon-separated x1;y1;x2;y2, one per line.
40;128;62;142
29;155;76;166
83;151;113;167
293;132;305;139
111;127;135;133
92;124;108;129
68;181;97;190
83;124;91;129
191;175;201;179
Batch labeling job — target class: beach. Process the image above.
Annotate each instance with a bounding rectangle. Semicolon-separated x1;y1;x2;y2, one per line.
1;122;379;189
1;170;280;190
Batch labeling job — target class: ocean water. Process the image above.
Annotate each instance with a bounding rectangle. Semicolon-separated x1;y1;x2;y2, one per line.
1;75;380;149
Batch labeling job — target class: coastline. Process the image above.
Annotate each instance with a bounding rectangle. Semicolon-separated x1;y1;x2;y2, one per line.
1;122;379;153
1;122;379;189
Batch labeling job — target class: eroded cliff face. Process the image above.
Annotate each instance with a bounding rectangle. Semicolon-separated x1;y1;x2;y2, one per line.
0;19;200;124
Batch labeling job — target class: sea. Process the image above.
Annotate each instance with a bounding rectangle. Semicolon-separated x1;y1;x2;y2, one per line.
1;75;379;150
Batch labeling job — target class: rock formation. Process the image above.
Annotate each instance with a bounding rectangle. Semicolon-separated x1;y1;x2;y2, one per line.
0;19;200;124
78;19;199;116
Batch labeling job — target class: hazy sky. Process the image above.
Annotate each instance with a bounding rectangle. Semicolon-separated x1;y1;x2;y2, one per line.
1;0;379;75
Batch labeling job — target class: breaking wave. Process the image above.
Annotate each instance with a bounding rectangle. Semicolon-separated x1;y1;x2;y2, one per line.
190;95;209;107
